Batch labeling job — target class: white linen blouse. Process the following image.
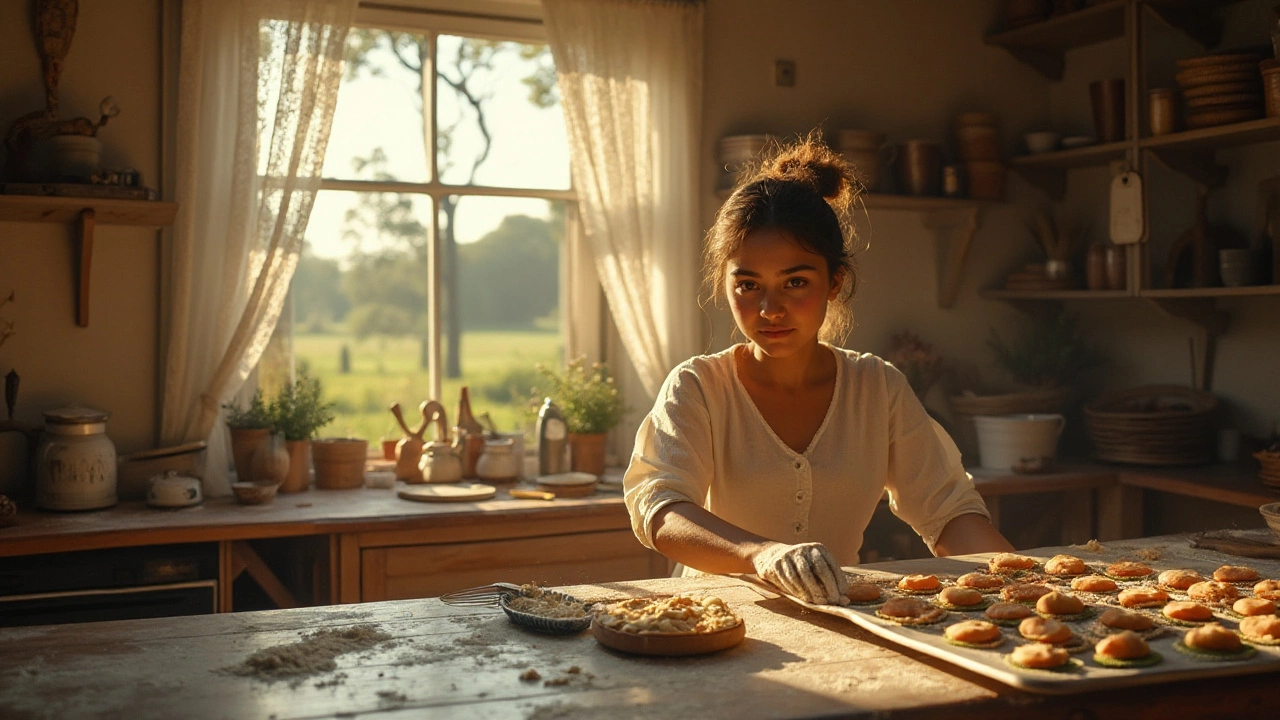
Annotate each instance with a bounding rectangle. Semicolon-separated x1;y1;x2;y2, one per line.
622;343;990;566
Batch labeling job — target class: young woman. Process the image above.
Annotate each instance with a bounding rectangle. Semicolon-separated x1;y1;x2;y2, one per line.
622;136;1013;605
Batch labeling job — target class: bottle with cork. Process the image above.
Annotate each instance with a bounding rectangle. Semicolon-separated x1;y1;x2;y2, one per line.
453;386;485;479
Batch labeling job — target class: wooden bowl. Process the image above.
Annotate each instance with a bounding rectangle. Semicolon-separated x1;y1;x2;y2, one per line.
591;618;746;657
231;481;279;505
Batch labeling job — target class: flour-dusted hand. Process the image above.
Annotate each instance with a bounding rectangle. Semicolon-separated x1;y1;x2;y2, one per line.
751;542;850;605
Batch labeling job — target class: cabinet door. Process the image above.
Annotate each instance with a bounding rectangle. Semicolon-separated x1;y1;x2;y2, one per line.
360;529;667;602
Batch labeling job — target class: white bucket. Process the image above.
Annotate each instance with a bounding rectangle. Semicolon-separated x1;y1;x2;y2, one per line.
972;414;1066;471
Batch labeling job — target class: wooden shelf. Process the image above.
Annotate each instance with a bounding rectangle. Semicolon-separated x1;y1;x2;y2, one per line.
1010;142;1129;199
0;195;176;226
1140;116;1280;153
0;194;177;327
985;0;1127;80
857;194;984;212
987;0;1226;80
981;288;1130;300
1139;285;1280;298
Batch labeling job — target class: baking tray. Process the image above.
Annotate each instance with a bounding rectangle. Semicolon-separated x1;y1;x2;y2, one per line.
775;538;1280;695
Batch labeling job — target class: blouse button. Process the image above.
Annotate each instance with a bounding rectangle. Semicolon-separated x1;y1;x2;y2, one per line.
794;461;802;469
795;490;804;502
794;522;803;533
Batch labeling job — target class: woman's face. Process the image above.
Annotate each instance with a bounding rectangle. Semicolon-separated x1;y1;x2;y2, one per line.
724;228;842;357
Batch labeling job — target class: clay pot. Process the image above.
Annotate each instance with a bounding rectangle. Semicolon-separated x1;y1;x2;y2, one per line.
229;427;270;483
313;438;368;489
568;432;608;478
279;440;311;493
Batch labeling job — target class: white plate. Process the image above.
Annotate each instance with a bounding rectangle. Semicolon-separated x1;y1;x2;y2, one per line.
398;483;496;502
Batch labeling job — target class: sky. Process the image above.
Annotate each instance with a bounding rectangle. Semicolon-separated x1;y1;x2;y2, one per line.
305;32;571;263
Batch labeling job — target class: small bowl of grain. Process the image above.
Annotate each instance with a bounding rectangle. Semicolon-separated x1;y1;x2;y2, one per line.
499;585;593;635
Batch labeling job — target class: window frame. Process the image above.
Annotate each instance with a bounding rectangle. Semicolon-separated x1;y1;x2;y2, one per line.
319;4;578;403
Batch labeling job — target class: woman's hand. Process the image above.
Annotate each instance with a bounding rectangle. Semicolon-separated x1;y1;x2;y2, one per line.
751;541;850;605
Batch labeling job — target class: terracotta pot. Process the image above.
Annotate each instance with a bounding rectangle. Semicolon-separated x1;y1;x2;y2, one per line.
279;440;311;493
228;428;270;483
313;438;368;489
568;432;608;478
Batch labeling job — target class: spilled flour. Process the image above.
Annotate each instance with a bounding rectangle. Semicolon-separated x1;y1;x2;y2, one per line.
223;625;392;683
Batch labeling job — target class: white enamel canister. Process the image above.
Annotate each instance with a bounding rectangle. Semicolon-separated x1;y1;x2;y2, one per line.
35;406;118;511
972;413;1066;472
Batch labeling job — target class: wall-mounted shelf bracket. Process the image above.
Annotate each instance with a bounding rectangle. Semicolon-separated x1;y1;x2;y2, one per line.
1004;47;1065;81
1010;166;1068;201
1145;297;1229;391
1145;2;1222;49
923;206;983;309
1148;148;1228;190
75;208;95;328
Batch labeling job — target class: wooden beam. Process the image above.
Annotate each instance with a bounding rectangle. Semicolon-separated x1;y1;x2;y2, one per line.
230;540;299;609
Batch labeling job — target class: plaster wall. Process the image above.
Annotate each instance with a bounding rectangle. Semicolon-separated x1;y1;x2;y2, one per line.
0;0;163;496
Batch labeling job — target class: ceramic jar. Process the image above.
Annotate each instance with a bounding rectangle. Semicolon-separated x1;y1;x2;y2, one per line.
249;433;290;486
420;441;462;483
35;406;117;511
476;438;519;483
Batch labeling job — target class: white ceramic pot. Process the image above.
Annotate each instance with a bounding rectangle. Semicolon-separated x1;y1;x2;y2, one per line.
49;135;102;180
476;438;519;483
35;406;117;510
972;413;1066;472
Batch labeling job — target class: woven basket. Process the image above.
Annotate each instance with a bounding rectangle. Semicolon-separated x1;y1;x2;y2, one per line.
1255;450;1280;490
948;386;1075;458
1084;385;1216;466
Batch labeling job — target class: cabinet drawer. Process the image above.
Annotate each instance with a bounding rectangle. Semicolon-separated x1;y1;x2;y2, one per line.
360;529;666;602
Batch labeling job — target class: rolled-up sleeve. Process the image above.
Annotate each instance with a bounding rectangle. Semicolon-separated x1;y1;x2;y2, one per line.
882;368;990;552
622;363;715;550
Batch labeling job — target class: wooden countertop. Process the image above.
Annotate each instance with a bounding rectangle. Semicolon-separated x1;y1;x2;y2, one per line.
0;483;631;557
2;535;1278;719
1;462;1275;559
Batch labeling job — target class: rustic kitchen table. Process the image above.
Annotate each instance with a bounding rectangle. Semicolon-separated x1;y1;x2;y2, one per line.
3;534;1279;719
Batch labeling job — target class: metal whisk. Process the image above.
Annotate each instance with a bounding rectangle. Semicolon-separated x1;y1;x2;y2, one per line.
439;582;524;607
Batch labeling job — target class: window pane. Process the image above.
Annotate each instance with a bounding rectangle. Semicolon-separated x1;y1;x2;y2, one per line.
436;35;571;190
440;195;564;435
324;30;431;182
292;190;433;442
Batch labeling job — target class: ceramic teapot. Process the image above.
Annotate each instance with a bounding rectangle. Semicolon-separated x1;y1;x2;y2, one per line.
420;440;463;483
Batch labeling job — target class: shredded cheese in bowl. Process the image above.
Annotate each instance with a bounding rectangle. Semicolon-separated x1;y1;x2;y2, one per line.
595;595;741;635
507;589;588;619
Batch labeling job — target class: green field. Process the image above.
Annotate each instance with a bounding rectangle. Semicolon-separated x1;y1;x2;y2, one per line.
293;330;562;444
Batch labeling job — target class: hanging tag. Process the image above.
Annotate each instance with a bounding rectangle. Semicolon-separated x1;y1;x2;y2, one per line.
1110;171;1144;244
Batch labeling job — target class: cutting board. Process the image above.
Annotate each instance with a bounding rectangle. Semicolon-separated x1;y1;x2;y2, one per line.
397;483;496;503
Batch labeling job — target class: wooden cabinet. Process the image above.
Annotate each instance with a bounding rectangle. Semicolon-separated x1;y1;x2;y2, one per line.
982;0;1280;391
335;501;671;603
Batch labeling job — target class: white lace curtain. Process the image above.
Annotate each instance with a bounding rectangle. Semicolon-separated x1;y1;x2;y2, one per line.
160;0;355;496
544;0;705;399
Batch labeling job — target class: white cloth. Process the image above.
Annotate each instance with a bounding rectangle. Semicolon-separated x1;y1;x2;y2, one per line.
623;344;990;566
160;0;355;496
543;0;704;399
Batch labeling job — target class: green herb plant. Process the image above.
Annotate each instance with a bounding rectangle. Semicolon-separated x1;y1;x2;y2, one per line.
532;356;626;435
223;390;273;430
987;311;1102;388
269;369;337;441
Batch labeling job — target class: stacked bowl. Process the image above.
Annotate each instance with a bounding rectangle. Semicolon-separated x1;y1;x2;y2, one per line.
716;134;772;192
1174;53;1264;129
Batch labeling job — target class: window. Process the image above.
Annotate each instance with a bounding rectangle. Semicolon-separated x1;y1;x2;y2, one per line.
271;6;574;443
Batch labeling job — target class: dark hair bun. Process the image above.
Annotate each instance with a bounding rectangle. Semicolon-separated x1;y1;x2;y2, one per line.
761;136;852;201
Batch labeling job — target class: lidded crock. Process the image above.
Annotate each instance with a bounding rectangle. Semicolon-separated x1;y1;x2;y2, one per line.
34;405;118;511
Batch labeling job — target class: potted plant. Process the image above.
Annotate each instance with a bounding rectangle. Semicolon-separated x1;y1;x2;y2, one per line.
223;389;274;484
534;357;626;477
949;310;1102;458
269;370;337;492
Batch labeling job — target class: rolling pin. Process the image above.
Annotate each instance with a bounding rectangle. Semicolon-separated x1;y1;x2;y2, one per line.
509;489;555;501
